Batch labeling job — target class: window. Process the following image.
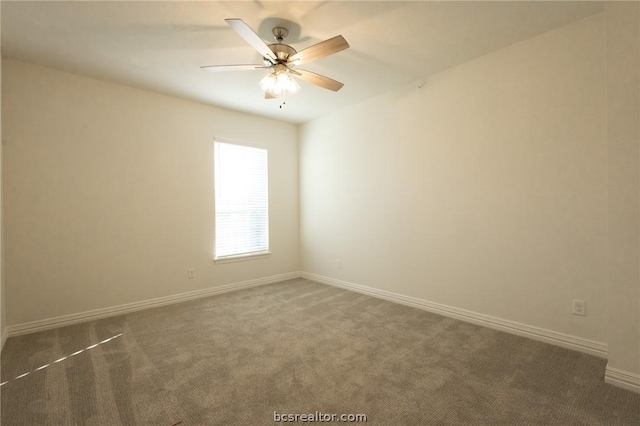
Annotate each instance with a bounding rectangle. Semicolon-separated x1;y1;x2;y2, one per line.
214;140;269;260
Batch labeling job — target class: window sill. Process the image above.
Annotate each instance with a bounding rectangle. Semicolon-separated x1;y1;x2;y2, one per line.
214;251;271;264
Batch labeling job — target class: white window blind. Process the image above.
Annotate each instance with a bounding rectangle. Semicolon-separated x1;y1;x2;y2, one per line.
214;141;269;259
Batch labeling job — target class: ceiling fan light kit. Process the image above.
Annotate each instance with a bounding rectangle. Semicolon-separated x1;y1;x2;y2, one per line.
201;18;349;107
259;64;300;98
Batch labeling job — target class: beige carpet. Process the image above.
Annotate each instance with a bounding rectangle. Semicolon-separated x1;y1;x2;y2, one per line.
2;278;639;425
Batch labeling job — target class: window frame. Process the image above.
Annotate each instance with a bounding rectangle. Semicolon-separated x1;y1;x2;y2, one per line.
213;138;271;263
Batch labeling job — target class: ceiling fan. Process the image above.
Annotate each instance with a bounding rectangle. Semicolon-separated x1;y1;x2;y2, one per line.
201;19;349;103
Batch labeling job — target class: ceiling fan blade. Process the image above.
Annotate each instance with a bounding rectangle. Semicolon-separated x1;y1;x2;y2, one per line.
287;35;349;66
201;64;270;73
225;18;277;63
294;69;344;92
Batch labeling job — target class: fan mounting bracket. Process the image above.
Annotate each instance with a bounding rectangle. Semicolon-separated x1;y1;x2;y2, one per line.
272;27;289;43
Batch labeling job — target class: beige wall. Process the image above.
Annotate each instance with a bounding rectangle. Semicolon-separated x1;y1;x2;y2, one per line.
300;14;608;343
605;1;640;385
1;7;4;413
1;3;5;350
2;59;299;326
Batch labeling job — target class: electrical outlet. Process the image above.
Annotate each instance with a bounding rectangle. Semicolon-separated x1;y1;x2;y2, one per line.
337;259;342;269
572;299;586;316
188;268;196;279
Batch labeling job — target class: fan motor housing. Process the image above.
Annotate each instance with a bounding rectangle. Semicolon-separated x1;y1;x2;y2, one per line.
268;43;297;62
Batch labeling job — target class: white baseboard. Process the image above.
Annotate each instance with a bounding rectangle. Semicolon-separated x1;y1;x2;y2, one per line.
7;272;302;337
301;272;608;358
5;271;611;361
605;365;640;394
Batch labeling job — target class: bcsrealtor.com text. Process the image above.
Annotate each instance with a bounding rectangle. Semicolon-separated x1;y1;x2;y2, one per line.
274;411;367;423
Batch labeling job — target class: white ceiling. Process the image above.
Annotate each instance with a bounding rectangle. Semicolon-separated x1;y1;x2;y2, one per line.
2;1;603;124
